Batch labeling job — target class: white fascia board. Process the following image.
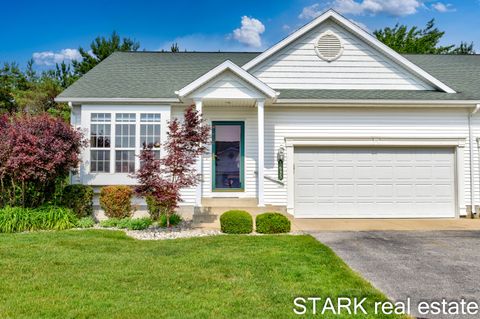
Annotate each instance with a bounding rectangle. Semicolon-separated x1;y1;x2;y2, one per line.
242;9;456;94
175;60;279;99
274;99;480;106
55;97;179;103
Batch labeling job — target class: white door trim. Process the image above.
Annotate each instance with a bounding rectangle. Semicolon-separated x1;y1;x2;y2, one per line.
285;136;466;217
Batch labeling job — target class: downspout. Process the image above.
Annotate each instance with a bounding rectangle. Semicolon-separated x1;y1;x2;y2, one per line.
468;104;480;217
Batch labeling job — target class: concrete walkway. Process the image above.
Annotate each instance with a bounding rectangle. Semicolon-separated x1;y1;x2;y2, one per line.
291;218;480;232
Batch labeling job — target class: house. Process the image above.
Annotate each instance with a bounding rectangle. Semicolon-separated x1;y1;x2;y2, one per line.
56;10;480;219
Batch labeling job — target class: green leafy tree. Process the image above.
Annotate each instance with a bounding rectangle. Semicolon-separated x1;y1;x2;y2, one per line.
374;19;475;54
72;31;140;76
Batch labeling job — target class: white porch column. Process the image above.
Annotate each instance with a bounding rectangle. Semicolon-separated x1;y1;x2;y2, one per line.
257;99;265;207
194;99;203;207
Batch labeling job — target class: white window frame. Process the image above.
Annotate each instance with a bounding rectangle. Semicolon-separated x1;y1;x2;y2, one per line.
90;113;112;173
140;113;162;160
115;113;137;174
80;105;171;185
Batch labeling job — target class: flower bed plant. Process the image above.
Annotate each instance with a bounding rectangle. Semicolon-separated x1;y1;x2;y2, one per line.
0;206;77;233
100;217;152;230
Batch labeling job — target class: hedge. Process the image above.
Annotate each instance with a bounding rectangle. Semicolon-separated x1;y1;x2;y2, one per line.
99;186;133;219
61;184;94;218
220;210;253;234
255;212;291;234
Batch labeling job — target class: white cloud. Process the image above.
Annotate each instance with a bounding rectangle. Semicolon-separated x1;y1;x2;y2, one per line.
232;16;265;48
299;1;422;18
299;3;323;19
282;24;291;31
32;48;82;66
431;2;455;12
158;34;259;52
334;0;422;16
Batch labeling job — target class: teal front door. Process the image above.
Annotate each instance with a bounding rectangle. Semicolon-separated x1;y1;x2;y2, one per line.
212;121;245;191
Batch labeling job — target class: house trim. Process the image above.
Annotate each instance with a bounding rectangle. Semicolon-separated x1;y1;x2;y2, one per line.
211;121;246;193
274;99;480;106
55;97;179;103
176;60;279;99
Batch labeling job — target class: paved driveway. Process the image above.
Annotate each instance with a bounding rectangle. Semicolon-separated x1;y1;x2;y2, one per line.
310;231;480;319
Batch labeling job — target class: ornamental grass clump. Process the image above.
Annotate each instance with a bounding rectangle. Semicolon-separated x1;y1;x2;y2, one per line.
0;206;77;233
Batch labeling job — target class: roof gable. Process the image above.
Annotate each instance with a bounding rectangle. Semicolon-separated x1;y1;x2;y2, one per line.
243;10;455;93
176;60;278;100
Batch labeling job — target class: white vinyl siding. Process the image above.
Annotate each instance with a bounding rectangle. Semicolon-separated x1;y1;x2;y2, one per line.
251;20;433;90
172;105;258;205
263;107;471;216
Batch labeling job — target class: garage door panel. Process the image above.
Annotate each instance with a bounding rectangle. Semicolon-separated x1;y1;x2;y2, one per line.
294;147;455;218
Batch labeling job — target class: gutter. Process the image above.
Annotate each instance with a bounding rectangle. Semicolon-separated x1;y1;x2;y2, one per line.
468;104;480;217
274;99;480;106
55;97;179;104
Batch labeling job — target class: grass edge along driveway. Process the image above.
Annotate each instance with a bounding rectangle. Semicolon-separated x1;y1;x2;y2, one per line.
0;230;406;318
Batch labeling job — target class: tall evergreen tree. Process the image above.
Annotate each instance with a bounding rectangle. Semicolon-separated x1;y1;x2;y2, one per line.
72;31;140;76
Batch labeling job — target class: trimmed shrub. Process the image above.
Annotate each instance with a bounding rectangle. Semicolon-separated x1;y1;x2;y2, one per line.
61;184;94;218
76;216;95;228
220;210;253;234
0;206;77;233
99;218;121;228
146;196;162;220
159;213;182;227
99;186;133;219
255;212;291;234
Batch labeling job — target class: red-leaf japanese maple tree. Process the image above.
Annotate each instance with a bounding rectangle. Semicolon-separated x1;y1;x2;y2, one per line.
134;105;210;226
0;114;86;207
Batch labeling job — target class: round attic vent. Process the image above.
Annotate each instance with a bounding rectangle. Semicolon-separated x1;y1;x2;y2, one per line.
315;31;343;62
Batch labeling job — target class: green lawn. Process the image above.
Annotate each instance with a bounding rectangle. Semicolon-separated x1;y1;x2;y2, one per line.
0;230;404;318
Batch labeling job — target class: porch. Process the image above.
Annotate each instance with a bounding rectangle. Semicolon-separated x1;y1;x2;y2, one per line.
175;60;280;211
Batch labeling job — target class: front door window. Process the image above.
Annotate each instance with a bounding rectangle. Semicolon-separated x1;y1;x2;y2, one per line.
212;122;244;191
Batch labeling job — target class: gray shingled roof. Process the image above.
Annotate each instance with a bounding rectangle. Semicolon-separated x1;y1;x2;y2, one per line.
57;51;480;101
57;52;259;99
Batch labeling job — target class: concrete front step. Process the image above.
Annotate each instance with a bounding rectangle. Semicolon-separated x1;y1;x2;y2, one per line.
192;205;287;224
201;197;259;207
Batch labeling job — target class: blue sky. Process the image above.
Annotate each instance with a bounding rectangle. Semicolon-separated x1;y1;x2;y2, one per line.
1;0;479;69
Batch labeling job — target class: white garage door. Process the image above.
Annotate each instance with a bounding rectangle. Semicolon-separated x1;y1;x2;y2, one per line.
294;147;456;218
